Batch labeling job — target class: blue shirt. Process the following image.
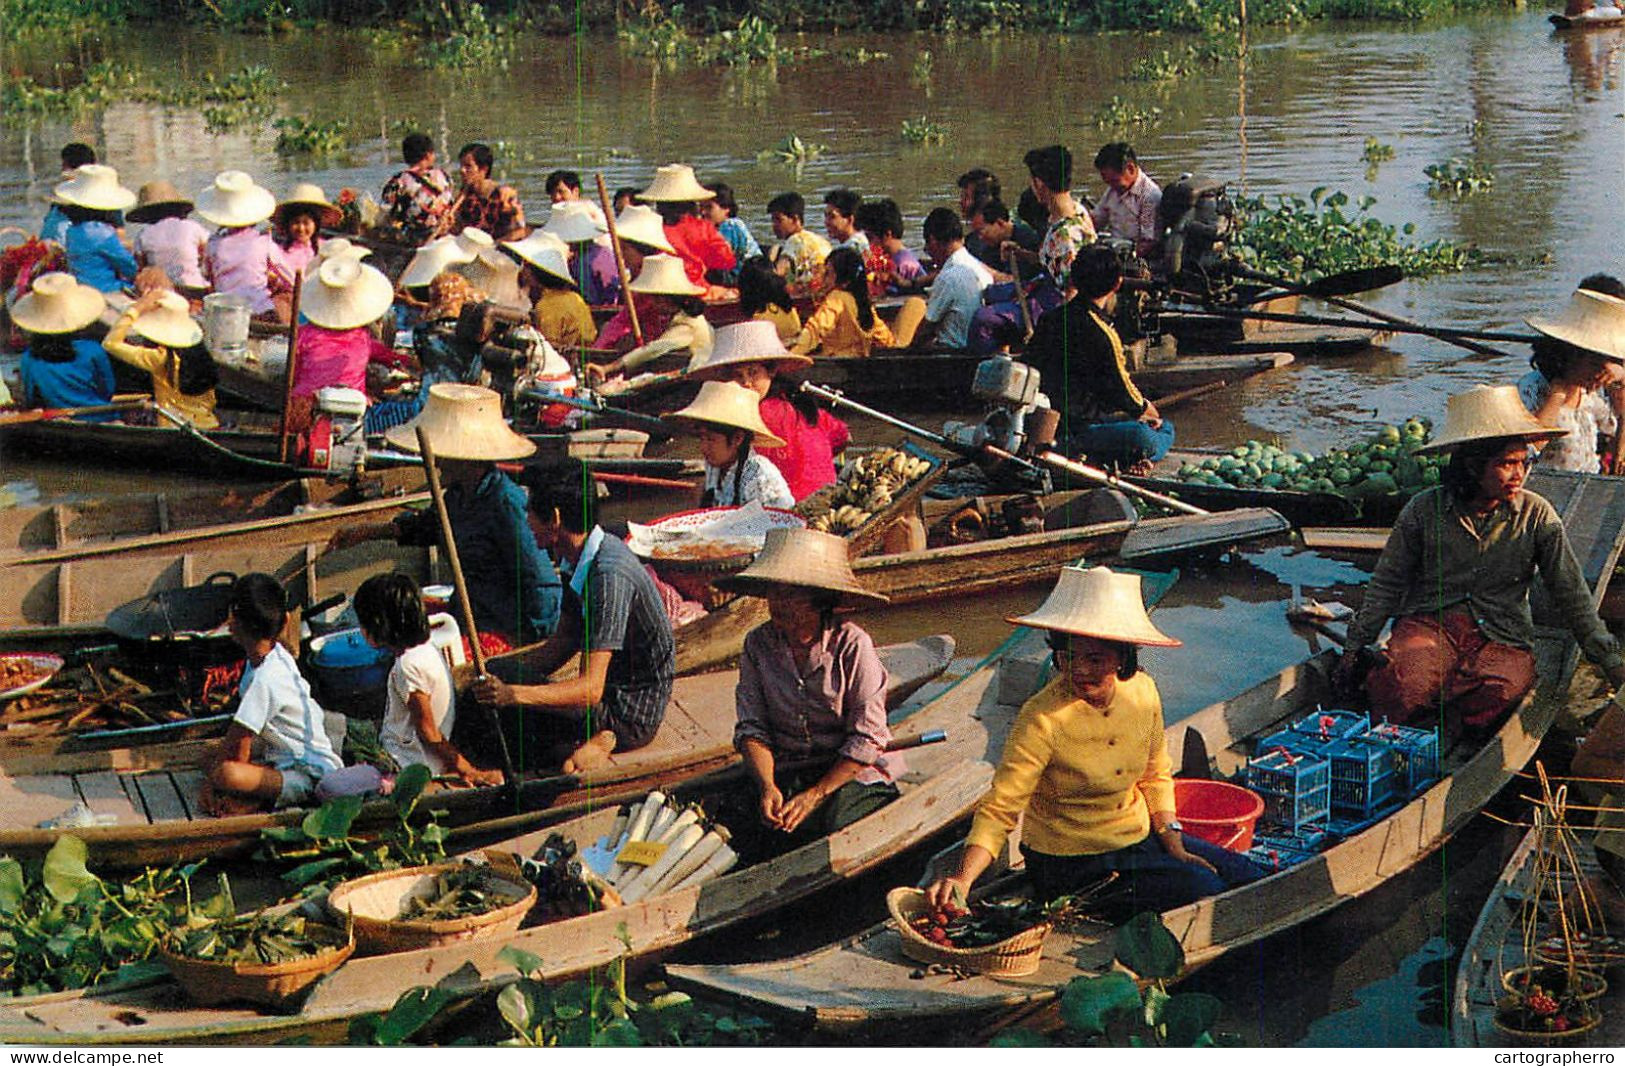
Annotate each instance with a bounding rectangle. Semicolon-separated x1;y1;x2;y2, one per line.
65;221;137;293
716;218;762;284
564;530;673;746
41;205;71;245
20;338;117;415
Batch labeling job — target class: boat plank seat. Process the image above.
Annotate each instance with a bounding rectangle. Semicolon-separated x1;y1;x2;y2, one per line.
0;772;85;828
75;771;146;826
599;674;736;772
129;771;192;824
170;769;209;820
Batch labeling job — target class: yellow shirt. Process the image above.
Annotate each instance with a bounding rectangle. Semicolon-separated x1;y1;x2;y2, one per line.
624;312;714;373
965;671;1175;859
790;290;895;357
530;288;596;354
754;306;802;347
102;313;220;429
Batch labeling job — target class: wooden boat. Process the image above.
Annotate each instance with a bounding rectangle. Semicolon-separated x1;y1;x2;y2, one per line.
0;629;1030;1045
1551;10;1625;28
1160;291;1386;358
0;635;955;869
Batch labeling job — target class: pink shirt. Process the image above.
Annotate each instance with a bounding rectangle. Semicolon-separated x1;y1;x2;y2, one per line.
292;324;394;399
206;228;289;315
275;241;317;288
134;216;209;289
756;395;849;502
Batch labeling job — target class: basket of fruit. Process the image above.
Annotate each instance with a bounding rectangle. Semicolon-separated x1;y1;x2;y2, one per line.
1493;971;1603;1040
160;912;354;1009
327;862;537;956
886;887;1051;976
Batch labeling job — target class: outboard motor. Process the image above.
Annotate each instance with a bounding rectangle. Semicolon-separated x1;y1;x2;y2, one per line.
302;386;368;474
942;356;1054;494
1095;235;1159;343
1157;174;1235;284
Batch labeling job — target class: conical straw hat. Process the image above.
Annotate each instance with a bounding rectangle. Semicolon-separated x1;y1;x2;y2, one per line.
126;180;193;224
638;164;715;203
542;200;607;244
688;320;813;381
629;253;706;297
458;248;527;310
454;228;497;260
195;171;276;228
274;182;344;229
11;273;107;335
384;382;537;461
503;231;573;286
1006;565;1180;646
130;291;203;348
662;380;787;448
1526;289;1625;363
54;164;137;212
315;237;372;263
714;527;889;607
399;235;476;289
613;204;676;254
1415;383;1568;454
298;256;395;331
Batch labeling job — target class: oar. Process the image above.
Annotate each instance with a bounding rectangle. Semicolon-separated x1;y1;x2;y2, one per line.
521;387;673;438
596;173;644;348
1168;304;1542;345
0;399;149;426
1007;249;1034;342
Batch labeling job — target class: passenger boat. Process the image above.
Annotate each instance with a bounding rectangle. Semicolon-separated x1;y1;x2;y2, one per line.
1159;290;1386;358
1550;10;1625;28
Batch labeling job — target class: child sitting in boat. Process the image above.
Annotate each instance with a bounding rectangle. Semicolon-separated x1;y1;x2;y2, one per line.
102;289;220;429
738;256;801;346
856;198;928;297
703;182;762;286
767;191;831;294
664;380;794;510
791;247;895;358
200;573;342;816
197;171;292;323
54;165;138;295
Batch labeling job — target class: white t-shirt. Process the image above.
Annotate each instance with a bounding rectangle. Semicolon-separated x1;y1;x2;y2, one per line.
706;452;794;509
378;640;456;775
925;246;993;350
234;643;342;777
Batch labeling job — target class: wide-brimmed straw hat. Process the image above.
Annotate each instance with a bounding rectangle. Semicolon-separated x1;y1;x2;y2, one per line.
399;235;476;289
298;256;395;331
1007;565;1180;647
126;180;193;224
274;182;344;230
384;382;536;461
130;291;203;348
195;171;276;228
1415;384;1568;454
687;320;813;382
714;527;889;607
613;204;677;254
11;273;107;335
542;200;607;244
629;253;706;297
503;231;573;286
638;164;715;203
662;380;787;448
315;237;372;263
1526;289;1625;364
54;164;137;212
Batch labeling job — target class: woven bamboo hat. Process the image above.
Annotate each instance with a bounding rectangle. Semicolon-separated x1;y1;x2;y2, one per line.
613;204;677;254
54;164;137;212
542;200;607;244
1526;289;1625;363
11;273;107;335
638;164;715;203
687;320;813;382
126;180;194;224
1006;565;1180;647
503;231;573;286
399;235;476;289
629;253;706;297
715;527;889;607
662;380;787;448
384;383;537;461
195;171;276;228
1415;384;1568;454
130;291;204;348
299;256;395;331
315;237;372;263
274;182;344;229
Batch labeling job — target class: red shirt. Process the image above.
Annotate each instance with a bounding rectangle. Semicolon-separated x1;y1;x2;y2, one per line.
593;294;676;354
756;395;849;502
664;216;736;286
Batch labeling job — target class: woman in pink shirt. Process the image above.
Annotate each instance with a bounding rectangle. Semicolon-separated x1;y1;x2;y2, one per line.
196;172;288;321
129;181;208;293
291;256;398;401
272;184;341;290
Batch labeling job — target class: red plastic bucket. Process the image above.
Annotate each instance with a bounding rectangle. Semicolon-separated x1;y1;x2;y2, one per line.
1174;779;1265;852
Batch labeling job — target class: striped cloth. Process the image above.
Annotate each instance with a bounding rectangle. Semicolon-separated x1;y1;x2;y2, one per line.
570;533;674;749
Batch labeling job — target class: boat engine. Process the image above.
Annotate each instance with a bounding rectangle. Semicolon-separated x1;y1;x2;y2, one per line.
302;386;368;474
1096;235;1159;344
942;356;1054;494
1156;174;1237;296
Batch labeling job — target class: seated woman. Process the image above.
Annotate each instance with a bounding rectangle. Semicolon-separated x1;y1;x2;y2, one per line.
593;204;681;352
291;256;400;404
130;181;208;295
55;165;138;295
505;231;596;353
926;566;1265;914
12;273;116;417
715;527;899;859
738;255;801;346
197;171;291;322
1519;281;1625;473
587;254;713;383
790;247;894;357
201;573;342;816
542;199;619;306
102;289;220;428
271;183;342;286
664;380;794;510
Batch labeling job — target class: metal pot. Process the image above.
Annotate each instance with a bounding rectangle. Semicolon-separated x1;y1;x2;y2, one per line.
104;571;243;676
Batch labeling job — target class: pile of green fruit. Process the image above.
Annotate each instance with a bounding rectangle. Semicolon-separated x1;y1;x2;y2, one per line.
1175;418;1445;504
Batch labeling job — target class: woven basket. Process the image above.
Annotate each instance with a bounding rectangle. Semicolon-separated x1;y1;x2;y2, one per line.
886;887;1050;977
326;863;537;956
159;925;353;1010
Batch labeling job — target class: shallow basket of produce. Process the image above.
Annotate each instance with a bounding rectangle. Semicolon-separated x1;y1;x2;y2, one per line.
1503;964;1608;1002
159;918;354;1010
886;886;1050;977
326;862;537;956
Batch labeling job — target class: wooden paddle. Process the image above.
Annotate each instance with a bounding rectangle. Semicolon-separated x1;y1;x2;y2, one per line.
1172;303;1541;345
277;269;304;464
0;399;148;426
1007;249;1033;341
596;173;644;348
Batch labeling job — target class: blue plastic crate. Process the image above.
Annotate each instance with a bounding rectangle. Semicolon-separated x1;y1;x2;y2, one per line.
1245;842;1316;871
1290;708;1370;743
1326;737;1397;817
1362;721;1440;797
1254;826;1328;854
1246;749;1331;831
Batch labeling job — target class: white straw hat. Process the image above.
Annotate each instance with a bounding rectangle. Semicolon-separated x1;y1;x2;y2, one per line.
687;320;813;381
662;380;787;448
1006;565;1180;647
1415;384;1569;454
274;182;343;229
613;204;677;255
458;250;527;310
454;227;498;260
298;256;395;331
399;235;476;289
126;180;193;224
542;200;608;244
195;171;277;228
315;237;372;263
715;527;889;607
502;231;573;286
54;164;137;212
130;291;203;348
1526;289;1625;364
10;273;107;335
384;382;537;461
638;164;715;203
629;253;706;297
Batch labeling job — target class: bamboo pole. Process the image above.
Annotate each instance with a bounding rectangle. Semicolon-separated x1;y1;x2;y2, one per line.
278;270;304;464
596;173;644;347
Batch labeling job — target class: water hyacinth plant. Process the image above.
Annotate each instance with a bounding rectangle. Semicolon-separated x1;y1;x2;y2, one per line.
1233;187;1477;280
900;117;947;145
1425;158;1495;196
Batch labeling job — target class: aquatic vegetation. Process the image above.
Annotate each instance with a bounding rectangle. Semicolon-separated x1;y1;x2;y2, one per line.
1;61;281;126
757;133;828;164
1425;158;1495;197
834;46;891;64
900;117;948;145
619;7;805;67
1092;95;1165;133
1360;136;1396;164
1233;186;1478;281
909;49;934;84
274;116;351;157
1127;41;1229;81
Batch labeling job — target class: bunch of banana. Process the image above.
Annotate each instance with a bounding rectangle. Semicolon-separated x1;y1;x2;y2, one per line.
801;448;933;535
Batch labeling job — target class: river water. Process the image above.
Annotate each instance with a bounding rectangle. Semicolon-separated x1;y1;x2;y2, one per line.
1;11;1619;1045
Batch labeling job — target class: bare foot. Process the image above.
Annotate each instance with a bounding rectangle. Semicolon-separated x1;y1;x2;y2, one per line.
562;730;618;775
205;790;269;818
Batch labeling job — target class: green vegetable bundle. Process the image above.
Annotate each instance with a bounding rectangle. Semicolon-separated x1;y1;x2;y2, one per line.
1175;418;1443;503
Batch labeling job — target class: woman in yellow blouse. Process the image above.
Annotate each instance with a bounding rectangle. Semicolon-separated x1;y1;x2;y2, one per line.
102;289;220;428
790;247;894;357
504;231;596;354
925;566;1265;912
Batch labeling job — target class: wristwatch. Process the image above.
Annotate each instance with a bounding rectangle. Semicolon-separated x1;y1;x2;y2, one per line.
1159;820;1183;835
